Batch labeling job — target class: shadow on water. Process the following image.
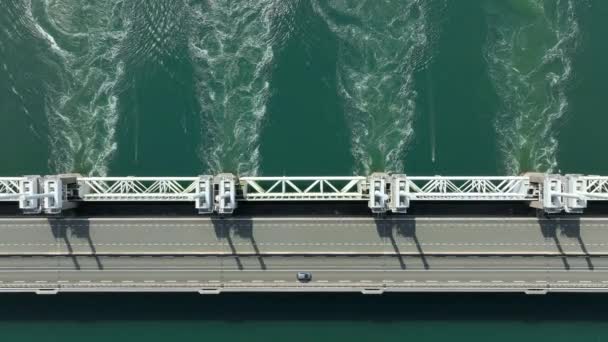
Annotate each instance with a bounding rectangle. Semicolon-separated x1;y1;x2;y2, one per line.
3;292;608;322
374;217;428;270
539;214;591;270
50;218;103;270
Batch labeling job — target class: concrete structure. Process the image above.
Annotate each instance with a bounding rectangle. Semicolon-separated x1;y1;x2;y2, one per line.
2;173;608;214
1;172;608;294
0;216;604;294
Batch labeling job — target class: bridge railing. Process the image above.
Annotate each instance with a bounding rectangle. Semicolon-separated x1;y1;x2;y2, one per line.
2;173;608;215
239;176;367;201
404;176;532;201
78;177;202;201
0;178;24;201
578;176;608;200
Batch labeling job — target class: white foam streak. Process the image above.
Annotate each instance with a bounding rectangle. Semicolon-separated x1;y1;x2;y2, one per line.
30;0;127;176
319;0;443;174
486;0;581;175
190;1;278;176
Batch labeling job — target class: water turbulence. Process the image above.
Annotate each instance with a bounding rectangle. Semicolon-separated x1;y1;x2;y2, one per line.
318;0;443;174
112;0;200;175
484;0;581;175
30;0;128;175
0;0;52;173
189;1;278;176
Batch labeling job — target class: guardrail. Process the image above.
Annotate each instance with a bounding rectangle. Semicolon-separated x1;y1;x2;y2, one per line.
1;173;606;214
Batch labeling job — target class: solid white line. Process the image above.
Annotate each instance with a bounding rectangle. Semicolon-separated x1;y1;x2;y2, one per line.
1;268;606;273
1;217;604;223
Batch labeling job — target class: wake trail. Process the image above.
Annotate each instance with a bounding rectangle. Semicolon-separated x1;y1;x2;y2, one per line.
317;0;445;174
485;0;584;175
29;0;129;176
189;1;284;176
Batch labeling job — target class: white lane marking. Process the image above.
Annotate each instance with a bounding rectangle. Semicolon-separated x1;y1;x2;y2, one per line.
339;280;351;283
143;280;155;283
100;280;112;283
3;217;601;222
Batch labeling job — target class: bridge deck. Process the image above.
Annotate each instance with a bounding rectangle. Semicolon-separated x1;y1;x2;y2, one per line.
0;216;606;293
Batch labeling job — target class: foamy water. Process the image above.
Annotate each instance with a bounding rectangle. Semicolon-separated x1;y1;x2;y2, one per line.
318;0;445;174
485;0;583;175
30;0;128;175
189;0;279;176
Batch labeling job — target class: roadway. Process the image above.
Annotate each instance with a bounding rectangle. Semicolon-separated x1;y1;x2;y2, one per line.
0;217;603;255
0;255;605;294
0;216;605;293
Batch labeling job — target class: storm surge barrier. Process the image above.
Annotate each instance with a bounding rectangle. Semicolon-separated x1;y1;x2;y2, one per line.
1;173;606;215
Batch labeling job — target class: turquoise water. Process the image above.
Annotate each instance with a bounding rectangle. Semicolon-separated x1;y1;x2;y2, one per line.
1;0;608;339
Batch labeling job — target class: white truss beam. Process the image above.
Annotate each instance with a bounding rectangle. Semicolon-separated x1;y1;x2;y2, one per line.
0;178;24;201
79;177;201;201
3;173;608;215
578;176;608;200
240;176;367;201
404;176;532;201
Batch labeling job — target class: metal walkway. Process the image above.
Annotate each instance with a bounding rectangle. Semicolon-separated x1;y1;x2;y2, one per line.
1;172;607;214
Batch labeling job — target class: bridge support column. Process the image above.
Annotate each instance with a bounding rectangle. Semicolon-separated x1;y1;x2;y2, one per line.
527;173;567;214
19;176;43;214
564;174;587;213
390;174;409;213
195;175;213;214
541;174;564;213
214;173;237;214
368;173;389;213
42;174;80;214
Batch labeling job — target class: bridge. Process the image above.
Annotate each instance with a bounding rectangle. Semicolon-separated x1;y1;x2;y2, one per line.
1;172;607;214
0;172;607;295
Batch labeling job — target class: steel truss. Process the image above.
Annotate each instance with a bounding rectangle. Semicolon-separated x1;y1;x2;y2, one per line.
403;176;532;201
79;177;202;201
239;176;367;201
0;178;23;201
577;176;608;200
2;173;608;214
